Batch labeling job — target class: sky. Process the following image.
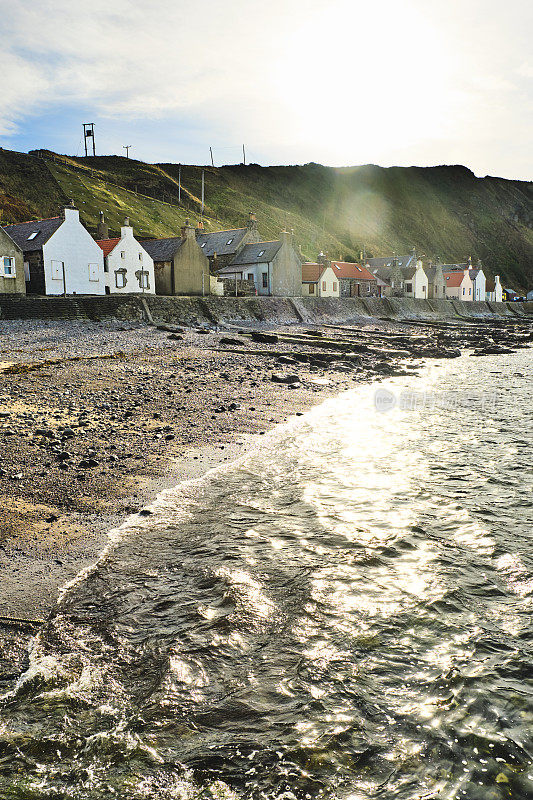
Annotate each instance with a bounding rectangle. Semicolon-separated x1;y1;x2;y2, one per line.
0;0;531;179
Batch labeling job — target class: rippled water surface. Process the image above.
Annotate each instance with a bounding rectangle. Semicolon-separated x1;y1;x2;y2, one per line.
1;351;532;799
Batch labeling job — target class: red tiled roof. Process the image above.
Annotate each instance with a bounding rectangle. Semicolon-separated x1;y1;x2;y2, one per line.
302;262;326;282
96;238;120;257
331;261;376;281
443;271;465;287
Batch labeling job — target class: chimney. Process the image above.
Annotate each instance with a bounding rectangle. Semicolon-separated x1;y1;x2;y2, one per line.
280;230;292;248
181;218;196;240
97;211;109;240
247;211;258;231
63;201;79;223
196;220;204;232
121;217;133;238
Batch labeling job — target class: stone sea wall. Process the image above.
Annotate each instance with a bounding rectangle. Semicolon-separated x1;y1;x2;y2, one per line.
0;293;529;325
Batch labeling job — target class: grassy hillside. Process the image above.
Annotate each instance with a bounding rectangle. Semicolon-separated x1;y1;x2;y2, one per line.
0;148;531;289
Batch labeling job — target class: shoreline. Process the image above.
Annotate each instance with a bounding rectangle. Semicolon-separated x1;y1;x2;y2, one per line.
0;312;532;684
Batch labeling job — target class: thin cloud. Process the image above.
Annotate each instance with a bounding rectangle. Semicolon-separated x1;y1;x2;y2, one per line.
0;0;531;178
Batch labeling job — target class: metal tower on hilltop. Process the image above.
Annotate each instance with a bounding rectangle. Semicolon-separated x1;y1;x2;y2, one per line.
83;123;96;157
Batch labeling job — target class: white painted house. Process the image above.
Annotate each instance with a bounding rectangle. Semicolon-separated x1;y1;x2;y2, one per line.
486;275;503;302
402;259;429;299
469;267;486;302
96;219;155;295
3;205;105;295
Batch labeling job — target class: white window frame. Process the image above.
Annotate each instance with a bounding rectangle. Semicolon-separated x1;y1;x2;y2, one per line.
2;256;16;278
51;260;64;281
115;270;127;288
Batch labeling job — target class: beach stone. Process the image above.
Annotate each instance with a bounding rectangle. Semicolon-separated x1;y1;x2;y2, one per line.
252;332;278;344
271;372;299;384
219;337;244;345
168;334;183;341
277;356;298;365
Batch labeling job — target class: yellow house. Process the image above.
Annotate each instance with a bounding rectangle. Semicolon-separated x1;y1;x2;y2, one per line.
302;261;340;297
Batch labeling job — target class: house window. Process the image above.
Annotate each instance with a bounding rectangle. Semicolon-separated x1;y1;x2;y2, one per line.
309;283;315;294
258;250;265;257
121;251;125;259
405;283;413;293
2;256;15;277
138;271;150;289
27;231;39;241
115;270;127;288
262;272;268;288
138;252;143;261
226;238;233;245
333;282;337;291
247;273;253;281
463;288;465;295
51;260;64;280
88;263;100;282
322;281;326;291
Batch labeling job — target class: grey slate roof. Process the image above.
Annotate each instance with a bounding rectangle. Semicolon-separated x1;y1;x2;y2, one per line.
368;264;393;283
2;217;63;253
401;267;416;280
139;237;183;261
229;241;282;266
366;254;415;270
196;228;248;257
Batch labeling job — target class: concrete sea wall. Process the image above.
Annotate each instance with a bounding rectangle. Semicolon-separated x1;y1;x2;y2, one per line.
0;293;529;325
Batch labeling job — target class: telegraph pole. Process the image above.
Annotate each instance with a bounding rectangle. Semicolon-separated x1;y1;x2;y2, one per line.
242;144;246;165
123;145;132;158
201;169;205;218
178;164;181;204
209;147;214;167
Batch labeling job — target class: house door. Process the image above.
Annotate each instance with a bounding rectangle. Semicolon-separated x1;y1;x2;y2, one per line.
25;257;46;295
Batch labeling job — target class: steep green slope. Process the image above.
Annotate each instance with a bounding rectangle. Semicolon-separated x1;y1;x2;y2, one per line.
0;149;531;289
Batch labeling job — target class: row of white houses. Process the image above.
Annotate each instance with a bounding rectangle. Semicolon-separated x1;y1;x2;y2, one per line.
0;204;505;303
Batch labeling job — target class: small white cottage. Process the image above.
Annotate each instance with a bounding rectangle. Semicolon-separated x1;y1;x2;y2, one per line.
96;218;155;295
402;259;428;299
2;204;105;295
